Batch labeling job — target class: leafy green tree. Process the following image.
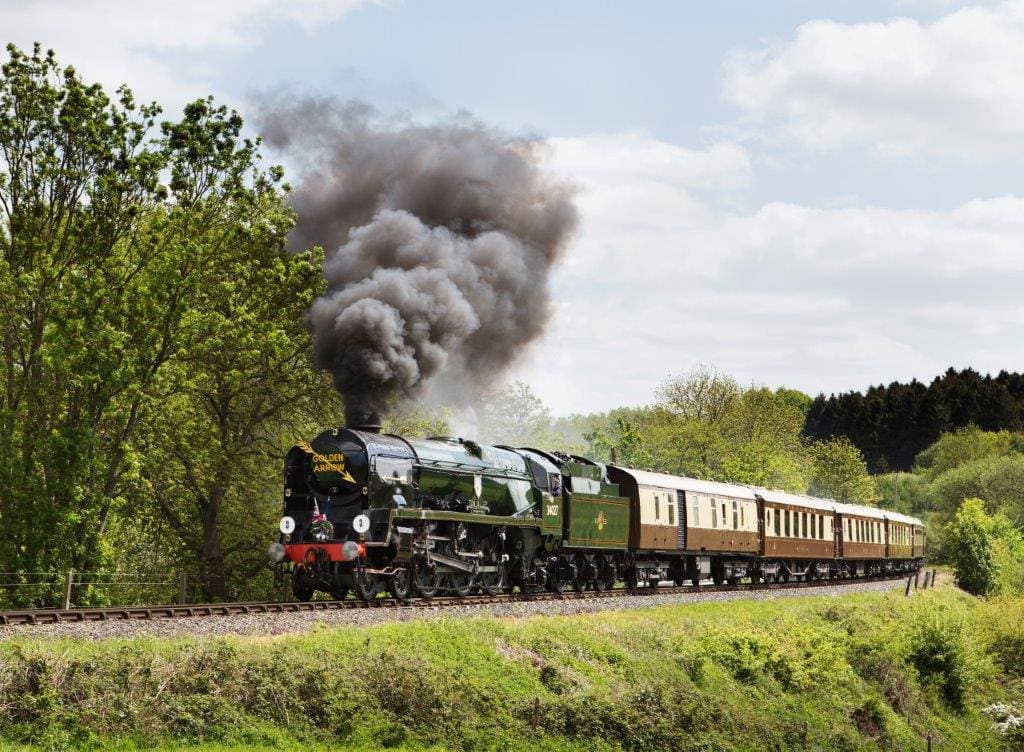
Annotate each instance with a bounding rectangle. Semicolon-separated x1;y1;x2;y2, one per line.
657;365;740;423
914;425;1015;479
808;437;877;504
383;406;451;438
0;44;171;597
945;498;999;596
0;45;335;603
477;381;551;447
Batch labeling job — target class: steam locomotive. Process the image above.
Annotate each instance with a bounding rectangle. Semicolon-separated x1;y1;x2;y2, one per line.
269;425;924;600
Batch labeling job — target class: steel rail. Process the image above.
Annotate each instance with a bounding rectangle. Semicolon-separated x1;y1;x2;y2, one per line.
0;572;913;627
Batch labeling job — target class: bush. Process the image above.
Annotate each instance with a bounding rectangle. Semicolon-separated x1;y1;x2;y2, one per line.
905;615;974;710
945;498;999;595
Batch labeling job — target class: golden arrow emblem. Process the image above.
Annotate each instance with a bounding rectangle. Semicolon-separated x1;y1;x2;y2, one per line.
297;440;356;484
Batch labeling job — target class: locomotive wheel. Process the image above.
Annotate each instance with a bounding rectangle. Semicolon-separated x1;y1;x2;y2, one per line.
389;564;412;602
413;560;441;599
293;586;314;602
447;571;474;598
354;571;379;602
479;562;505;595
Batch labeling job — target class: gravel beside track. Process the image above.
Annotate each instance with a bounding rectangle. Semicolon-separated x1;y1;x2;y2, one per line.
0;577;914;642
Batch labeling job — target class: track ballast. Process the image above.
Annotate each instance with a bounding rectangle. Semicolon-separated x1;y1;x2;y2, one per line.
0;572;918;627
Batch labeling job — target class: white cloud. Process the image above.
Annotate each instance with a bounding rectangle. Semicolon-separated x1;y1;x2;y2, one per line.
726;1;1024;158
515;132;1024;413
0;0;371;111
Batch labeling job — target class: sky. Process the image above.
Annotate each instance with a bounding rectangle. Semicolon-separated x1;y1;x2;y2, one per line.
4;0;1023;414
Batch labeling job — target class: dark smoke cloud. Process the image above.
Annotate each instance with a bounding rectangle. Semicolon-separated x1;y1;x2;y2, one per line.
258;99;579;425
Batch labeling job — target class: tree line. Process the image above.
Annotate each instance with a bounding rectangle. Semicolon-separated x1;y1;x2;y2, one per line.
804;367;1024;473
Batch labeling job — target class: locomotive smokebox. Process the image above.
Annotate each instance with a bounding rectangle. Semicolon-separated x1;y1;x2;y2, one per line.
350;423;382;434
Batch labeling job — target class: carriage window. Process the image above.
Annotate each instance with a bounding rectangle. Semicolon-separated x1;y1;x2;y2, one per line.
655;494;660;522
774;509;781;536
802;513;808;538
741;505;746;528
669;502;675;526
785;510;791;537
819;515;824;539
722;502;727;527
732;501;738;529
712;503;718;528
693;498;700;527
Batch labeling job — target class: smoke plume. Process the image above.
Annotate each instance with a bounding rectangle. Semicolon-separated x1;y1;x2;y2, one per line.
259;100;578;425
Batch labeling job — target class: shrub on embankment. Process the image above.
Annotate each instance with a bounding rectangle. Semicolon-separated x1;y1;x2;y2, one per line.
1;588;1023;751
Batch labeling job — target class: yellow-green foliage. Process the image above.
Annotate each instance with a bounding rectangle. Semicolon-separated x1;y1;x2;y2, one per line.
1;588;1021;751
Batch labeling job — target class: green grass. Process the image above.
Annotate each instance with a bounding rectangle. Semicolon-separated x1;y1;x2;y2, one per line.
2;585;1022;751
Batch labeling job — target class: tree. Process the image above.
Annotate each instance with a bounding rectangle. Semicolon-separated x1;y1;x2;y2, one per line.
0;44;171;596
656;365;739;423
383;406;451;438
0;45;336;604
808;437;877;504
477;381;551;447
945;498;999;596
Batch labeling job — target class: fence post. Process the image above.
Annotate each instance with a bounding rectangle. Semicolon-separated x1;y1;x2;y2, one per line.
905;576;913;597
179;573;188;605
922;571;930;589
931;569;937;588
914;570;920;590
62;570;74;609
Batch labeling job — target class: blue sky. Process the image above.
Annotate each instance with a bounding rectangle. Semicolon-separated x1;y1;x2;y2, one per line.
5;0;1023;414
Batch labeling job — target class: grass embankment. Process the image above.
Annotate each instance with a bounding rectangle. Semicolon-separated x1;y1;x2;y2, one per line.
2;586;1023;751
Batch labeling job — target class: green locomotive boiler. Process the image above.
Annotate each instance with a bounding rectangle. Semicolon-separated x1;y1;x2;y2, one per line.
270;425;630;600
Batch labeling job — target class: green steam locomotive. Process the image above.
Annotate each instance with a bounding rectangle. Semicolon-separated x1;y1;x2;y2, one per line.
269;425;629;600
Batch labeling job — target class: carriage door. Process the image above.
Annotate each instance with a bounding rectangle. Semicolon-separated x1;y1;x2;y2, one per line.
677;490;686;550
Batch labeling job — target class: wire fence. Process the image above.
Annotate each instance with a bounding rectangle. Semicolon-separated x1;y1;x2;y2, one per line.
0;570;190;609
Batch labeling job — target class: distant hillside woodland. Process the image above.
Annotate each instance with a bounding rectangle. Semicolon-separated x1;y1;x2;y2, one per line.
0;45;1020;606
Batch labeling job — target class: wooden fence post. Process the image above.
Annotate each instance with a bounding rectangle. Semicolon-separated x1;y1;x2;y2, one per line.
931;569;937;588
914;570;920;590
922;571;931;589
905;576;913;597
62;570;74;609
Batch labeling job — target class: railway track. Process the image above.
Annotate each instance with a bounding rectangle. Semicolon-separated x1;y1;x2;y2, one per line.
0;572;917;627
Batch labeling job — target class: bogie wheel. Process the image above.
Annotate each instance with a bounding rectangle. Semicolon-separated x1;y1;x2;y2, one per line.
354;570;379;602
292;567;315;602
711;562;724;587
413;559;441;599
571;553;589;593
594;555;610;591
604;561;618;591
389;564;412;601
330;563;349;600
546;563;565;594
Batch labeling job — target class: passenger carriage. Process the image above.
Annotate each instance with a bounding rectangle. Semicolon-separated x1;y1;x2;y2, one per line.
754;489;836;582
607;467;759;587
834;502;888;577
